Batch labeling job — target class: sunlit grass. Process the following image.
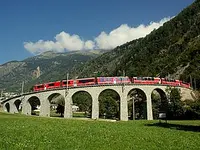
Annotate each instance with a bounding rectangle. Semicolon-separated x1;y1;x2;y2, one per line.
0;112;200;150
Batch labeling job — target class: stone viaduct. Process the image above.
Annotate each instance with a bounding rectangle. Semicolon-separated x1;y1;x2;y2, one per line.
1;84;193;121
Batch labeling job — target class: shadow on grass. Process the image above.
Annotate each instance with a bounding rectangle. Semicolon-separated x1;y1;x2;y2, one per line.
145;122;200;132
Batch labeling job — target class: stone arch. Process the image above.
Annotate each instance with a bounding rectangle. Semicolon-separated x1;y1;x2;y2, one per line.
127;88;147;120
98;89;120;120
48;93;65;117
14;99;21;112
28;96;41;116
71;90;92;118
5;103;10;112
151;88;168;119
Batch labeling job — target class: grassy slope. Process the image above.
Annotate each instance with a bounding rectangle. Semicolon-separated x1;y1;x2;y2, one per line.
0;112;200;150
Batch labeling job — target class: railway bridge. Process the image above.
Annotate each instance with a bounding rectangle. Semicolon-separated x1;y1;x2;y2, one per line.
1;84;193;121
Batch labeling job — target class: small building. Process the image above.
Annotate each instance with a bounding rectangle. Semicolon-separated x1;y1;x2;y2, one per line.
72;105;79;112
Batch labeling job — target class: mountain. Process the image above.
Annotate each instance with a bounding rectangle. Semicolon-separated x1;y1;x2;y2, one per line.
0;50;106;92
75;0;200;89
1;0;200;93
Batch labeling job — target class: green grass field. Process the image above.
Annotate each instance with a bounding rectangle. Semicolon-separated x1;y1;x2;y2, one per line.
0;112;200;150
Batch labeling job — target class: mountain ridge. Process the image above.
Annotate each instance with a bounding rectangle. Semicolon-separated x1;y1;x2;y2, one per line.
0;50;106;92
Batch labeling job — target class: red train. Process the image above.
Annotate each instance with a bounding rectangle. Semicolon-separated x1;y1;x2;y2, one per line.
33;77;191;92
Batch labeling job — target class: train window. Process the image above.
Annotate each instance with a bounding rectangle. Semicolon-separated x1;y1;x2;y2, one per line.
118;77;122;81
79;79;94;83
37;85;44;88
48;83;54;86
63;81;72;84
100;77;104;82
106;78;112;81
99;77;110;82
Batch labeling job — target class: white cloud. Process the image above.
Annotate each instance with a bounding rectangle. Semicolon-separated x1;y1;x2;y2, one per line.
24;40;64;54
84;40;95;50
24;17;171;54
95;17;171;49
55;32;84;50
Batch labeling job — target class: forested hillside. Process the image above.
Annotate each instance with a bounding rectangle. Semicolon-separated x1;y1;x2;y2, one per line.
75;0;200;89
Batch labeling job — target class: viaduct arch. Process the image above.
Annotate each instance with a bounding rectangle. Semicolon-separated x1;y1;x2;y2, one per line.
1;85;191;121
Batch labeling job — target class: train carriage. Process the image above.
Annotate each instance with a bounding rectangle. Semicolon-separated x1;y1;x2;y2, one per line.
180;81;191;88
133;77;161;84
161;78;181;86
97;76;131;84
97;77;116;84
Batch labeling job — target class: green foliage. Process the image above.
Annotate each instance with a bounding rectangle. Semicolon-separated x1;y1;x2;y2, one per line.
167;88;184;119
99;96;119;119
99;90;120;119
56;104;64;117
183;99;200;119
152;93;162;119
134;98;147;120
72;92;92;117
128;90;147;120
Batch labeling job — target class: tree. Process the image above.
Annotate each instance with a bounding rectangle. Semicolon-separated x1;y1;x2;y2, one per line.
56;104;64;117
128;90;147;120
72;92;92;116
99;96;119;119
152;92;161;119
184;98;200;119
167;88;184;119
50;95;65;117
99;90;120;119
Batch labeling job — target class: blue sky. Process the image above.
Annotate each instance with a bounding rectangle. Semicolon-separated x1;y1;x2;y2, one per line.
0;0;195;64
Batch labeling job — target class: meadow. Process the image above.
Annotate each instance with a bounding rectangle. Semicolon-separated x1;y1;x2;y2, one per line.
0;112;200;150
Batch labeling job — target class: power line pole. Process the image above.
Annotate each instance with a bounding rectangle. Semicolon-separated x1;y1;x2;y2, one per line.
132;98;135;120
122;70;126;93
66;73;69;90
123;70;125;77
65;73;69;98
